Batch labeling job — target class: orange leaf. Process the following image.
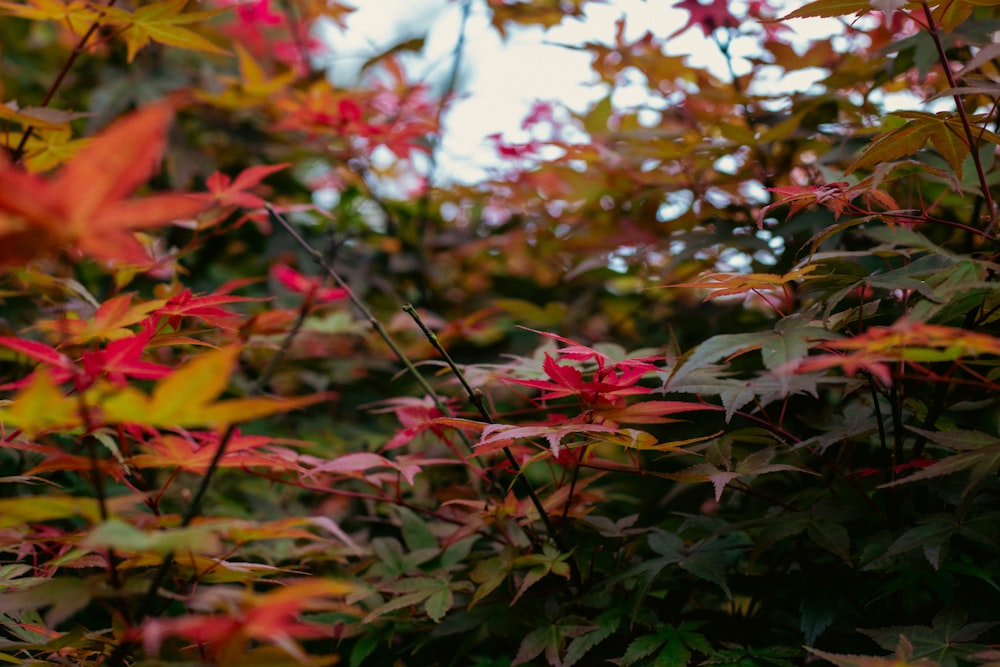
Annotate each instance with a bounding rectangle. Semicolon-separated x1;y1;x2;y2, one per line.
0;103;211;266
129;432;302;474
38;294;168;343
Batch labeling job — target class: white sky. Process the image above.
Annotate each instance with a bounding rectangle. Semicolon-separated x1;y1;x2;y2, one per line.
318;0;852;183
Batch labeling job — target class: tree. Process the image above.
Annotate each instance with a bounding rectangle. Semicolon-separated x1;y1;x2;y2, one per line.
1;0;999;665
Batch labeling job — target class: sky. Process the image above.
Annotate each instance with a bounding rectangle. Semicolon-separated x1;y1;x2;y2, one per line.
317;0;852;183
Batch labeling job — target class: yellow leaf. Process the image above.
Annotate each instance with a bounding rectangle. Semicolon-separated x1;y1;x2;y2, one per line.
199;394;330;427
92;347;331;428
100;0;228;62
150;345;238;423
0;369;80;438
0;495;101;528
0;0;97;30
20;128;90;173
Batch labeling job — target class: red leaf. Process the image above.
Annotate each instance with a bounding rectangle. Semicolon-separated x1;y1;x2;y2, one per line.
271;264;348;302
672;0;740;37
155;288;266;329
206;163;290;208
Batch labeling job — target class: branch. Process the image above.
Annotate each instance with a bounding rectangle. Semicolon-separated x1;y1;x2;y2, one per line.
10;0;119;163
920;1;997;228
106;264;314;667
402;303;569;555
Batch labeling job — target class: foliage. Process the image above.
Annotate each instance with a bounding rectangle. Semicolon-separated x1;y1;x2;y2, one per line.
1;0;999;665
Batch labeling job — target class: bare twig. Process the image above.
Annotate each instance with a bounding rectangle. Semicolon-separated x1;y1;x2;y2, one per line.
920;2;998;228
402;303;569;554
11;0;119;163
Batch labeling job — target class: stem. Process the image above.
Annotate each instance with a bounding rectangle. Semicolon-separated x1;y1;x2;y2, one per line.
868;376;890;484
920;2;997;227
266;205;494;484
10;0;119;163
414;0;472;241
275;0;313;75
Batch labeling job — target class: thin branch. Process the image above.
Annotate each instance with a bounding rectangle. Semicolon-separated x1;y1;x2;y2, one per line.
266;206;490;475
920;2;997;228
868;376;890;485
11;0;119;163
402;303;568;554
107;272;314;667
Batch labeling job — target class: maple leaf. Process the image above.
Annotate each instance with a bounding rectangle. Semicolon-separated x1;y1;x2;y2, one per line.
271;263;349;302
477;419;619;458
0;336;76;389
788;319;1000;386
0;346;328;436
79;325;173;387
676;267;817;298
11;440;125;480
505;353;654;406
0;369;80;438
37;294;168;344
0;0;98;33
92;345;331;429
199;44;298;109
142;579;358;664
100;0;228;62
675;446;811;501
0;103;211;266
367;396;452;450
594;399;721;426
129;430;304;474
671;0;740;38
302;451;424;486
206;163;290;209
0;324;172;390
154;287;266;329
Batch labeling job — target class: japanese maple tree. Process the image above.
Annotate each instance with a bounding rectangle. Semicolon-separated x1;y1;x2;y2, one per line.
1;0;999;665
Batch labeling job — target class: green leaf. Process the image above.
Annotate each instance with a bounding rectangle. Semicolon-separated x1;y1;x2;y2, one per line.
397;506;438;553
655;631;693;667
564;609;619;667
0;577;92;626
513;625;557;666
865;515;959;571
667;333;763;387
800;597;835;646
469;553;512;607
859;608;997;665
880;437;1000;497
847;118;932;173
349;630;382;667
622;633;667;666
926;121;969;178
807;521;852;563
423;584;453;623
82;519;224;556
